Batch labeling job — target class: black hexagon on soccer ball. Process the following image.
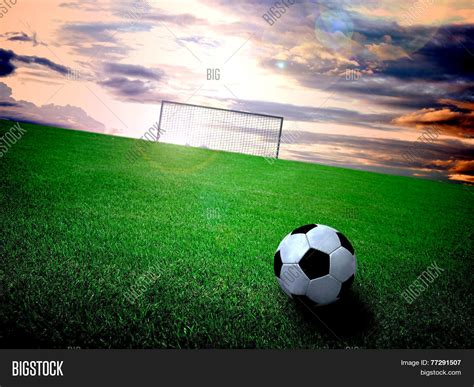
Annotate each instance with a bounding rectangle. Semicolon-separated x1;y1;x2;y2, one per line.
298;248;330;280
274;250;283;278
291;224;317;235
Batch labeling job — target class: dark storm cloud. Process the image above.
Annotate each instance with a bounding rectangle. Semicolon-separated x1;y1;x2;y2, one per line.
322;24;472;114
16;55;68;76
291;23;472;104
348;13;449;48
0;49;15;77
0;48;68;77
378;25;474;82
204;0;473;87
251;3;474;114
0;101;17;107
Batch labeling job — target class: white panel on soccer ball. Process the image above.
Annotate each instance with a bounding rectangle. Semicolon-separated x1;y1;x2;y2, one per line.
329;247;356;282
279;234;310;264
322;224;338;232
279;264;310;295
306;275;341;305
276;233;291;252
306;225;341;254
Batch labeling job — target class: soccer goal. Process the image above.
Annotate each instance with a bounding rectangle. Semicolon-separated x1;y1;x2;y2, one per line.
157;101;284;159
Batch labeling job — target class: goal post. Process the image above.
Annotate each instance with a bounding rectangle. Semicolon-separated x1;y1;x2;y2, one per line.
157;100;284;159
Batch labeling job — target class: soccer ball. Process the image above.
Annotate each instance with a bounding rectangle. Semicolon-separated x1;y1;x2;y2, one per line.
274;224;356;306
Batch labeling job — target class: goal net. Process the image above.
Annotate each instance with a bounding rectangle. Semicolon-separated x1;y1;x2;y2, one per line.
157;101;284;159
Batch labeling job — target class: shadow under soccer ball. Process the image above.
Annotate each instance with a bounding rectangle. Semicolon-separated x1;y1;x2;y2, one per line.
292;288;375;339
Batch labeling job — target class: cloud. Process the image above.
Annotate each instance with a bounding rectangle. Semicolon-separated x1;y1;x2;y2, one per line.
58;2;82;9
439;99;474;111
104;63;164;81
0;50;15;77
339;24;474;83
0;48;68;77
58;0;111;13
58;1;105;11
254;12;474;113
0;101;17;107
137;10;208;27
392;101;474;138
99;77;154;97
61;22;146;43
2;31;43;46
57;17;157;61
426;159;474;183
0;82;107;133
448;174;474;183
98;76;174;103
73;44;129;60
430;159;474;174
366;42;410;61
98;62;171;103
58;20;152;61
280;130;473;183
228;98;396;129
178;36;220;48
1;0;472;185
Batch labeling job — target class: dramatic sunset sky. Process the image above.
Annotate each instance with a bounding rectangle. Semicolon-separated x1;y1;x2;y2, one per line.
0;0;473;182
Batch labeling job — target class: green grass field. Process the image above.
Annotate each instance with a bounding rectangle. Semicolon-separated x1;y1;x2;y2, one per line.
0;120;472;349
